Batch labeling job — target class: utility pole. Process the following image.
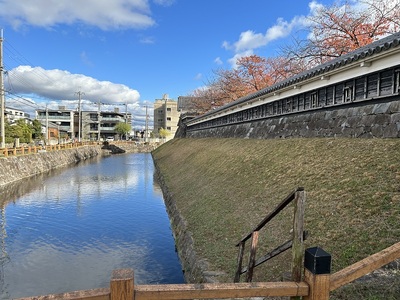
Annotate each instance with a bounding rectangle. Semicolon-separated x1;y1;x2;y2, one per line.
0;29;5;148
145;103;148;143
125;100;128;140
75;90;84;142
45;103;49;144
97;99;101;141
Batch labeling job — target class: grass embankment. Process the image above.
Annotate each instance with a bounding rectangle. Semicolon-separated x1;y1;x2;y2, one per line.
152;138;399;299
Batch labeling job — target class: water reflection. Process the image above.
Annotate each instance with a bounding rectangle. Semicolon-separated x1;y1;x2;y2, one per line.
0;153;184;299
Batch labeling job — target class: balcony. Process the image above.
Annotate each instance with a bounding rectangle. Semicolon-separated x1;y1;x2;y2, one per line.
100;126;116;131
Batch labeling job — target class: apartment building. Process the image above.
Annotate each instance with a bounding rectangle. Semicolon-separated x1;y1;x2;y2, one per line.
153;94;180;139
36;106;131;141
5;107;31;123
80;108;132;140
36;107;75;142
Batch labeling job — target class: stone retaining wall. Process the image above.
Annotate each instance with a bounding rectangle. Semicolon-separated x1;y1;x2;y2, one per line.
187;98;400;139
0;146;104;187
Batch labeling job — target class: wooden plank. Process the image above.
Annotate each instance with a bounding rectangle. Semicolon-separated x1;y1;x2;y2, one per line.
291;189;305;283
242;237;291;274
236;187;304;245
234;241;245;282
330;241;400;291
14;288;110;300
246;231;259;282
303;269;330;300
135;282;309;300
110;269;134;300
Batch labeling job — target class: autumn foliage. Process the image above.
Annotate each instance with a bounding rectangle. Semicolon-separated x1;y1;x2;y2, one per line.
188;0;400;113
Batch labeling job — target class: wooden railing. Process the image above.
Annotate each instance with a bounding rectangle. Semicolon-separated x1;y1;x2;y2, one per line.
234;187;306;283
0;141;101;157
16;241;400;300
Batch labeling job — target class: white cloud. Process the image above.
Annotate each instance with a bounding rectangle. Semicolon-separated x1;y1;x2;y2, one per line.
233;30;267;53
140;36;156;44
80;51;94;67
214;57;223;65
0;0;156;30
308;0;325;15
224;1;316;66
5;65;154;127
194;73;202;80
153;0;175;6
228;50;254;69
222;41;231;50
6;65;140;104
233;16;307;53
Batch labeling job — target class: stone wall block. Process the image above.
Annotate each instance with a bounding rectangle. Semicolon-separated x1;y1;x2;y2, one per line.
388;100;400;113
372;102;391;114
383;123;399;138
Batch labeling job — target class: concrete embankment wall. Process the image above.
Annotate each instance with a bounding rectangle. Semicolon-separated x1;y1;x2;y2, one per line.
0;146;104;187
187;98;400;139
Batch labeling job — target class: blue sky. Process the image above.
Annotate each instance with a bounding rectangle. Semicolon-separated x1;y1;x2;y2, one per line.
0;0;337;128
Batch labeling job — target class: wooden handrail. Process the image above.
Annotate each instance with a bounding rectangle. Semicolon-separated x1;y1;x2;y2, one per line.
236;187;304;245
134;282;309;299
234;187;306;285
16;288;109;300
0;142;104;157
16;281;309;300
330;241;400;291
240;231;308;275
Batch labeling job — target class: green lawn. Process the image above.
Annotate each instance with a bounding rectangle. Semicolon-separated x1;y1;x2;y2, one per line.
152;137;400;299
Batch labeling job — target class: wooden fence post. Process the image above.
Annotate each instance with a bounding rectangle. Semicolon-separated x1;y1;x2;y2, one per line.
246;231;259;282
234;241;245;282
291;188;305;281
303;247;331;300
110;269;134;300
290;188;305;300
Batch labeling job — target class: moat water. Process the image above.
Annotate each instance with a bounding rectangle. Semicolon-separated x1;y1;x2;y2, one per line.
0;153;184;299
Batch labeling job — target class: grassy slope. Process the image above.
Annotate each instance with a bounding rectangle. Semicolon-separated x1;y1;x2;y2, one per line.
152;138;399;295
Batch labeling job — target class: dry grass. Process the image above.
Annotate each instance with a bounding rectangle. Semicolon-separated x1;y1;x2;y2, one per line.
152;137;400;298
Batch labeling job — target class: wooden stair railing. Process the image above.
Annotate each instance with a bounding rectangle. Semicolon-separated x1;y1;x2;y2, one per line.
234;187;306;284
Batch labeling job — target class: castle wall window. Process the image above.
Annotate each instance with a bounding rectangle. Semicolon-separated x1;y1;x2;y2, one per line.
343;83;354;102
380;69;393;96
335;83;344;104
355;77;366;100
299;94;305;110
367;73;378;97
310;92;318;108
318;89;326;106
395;69;400;93
326;86;334;106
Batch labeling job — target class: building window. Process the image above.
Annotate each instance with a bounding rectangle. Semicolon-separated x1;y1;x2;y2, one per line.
310;92;318;108
343;86;354;102
395;69;400;93
379;70;393;96
167;108;172;112
167;127;171;130
167;117;171;121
